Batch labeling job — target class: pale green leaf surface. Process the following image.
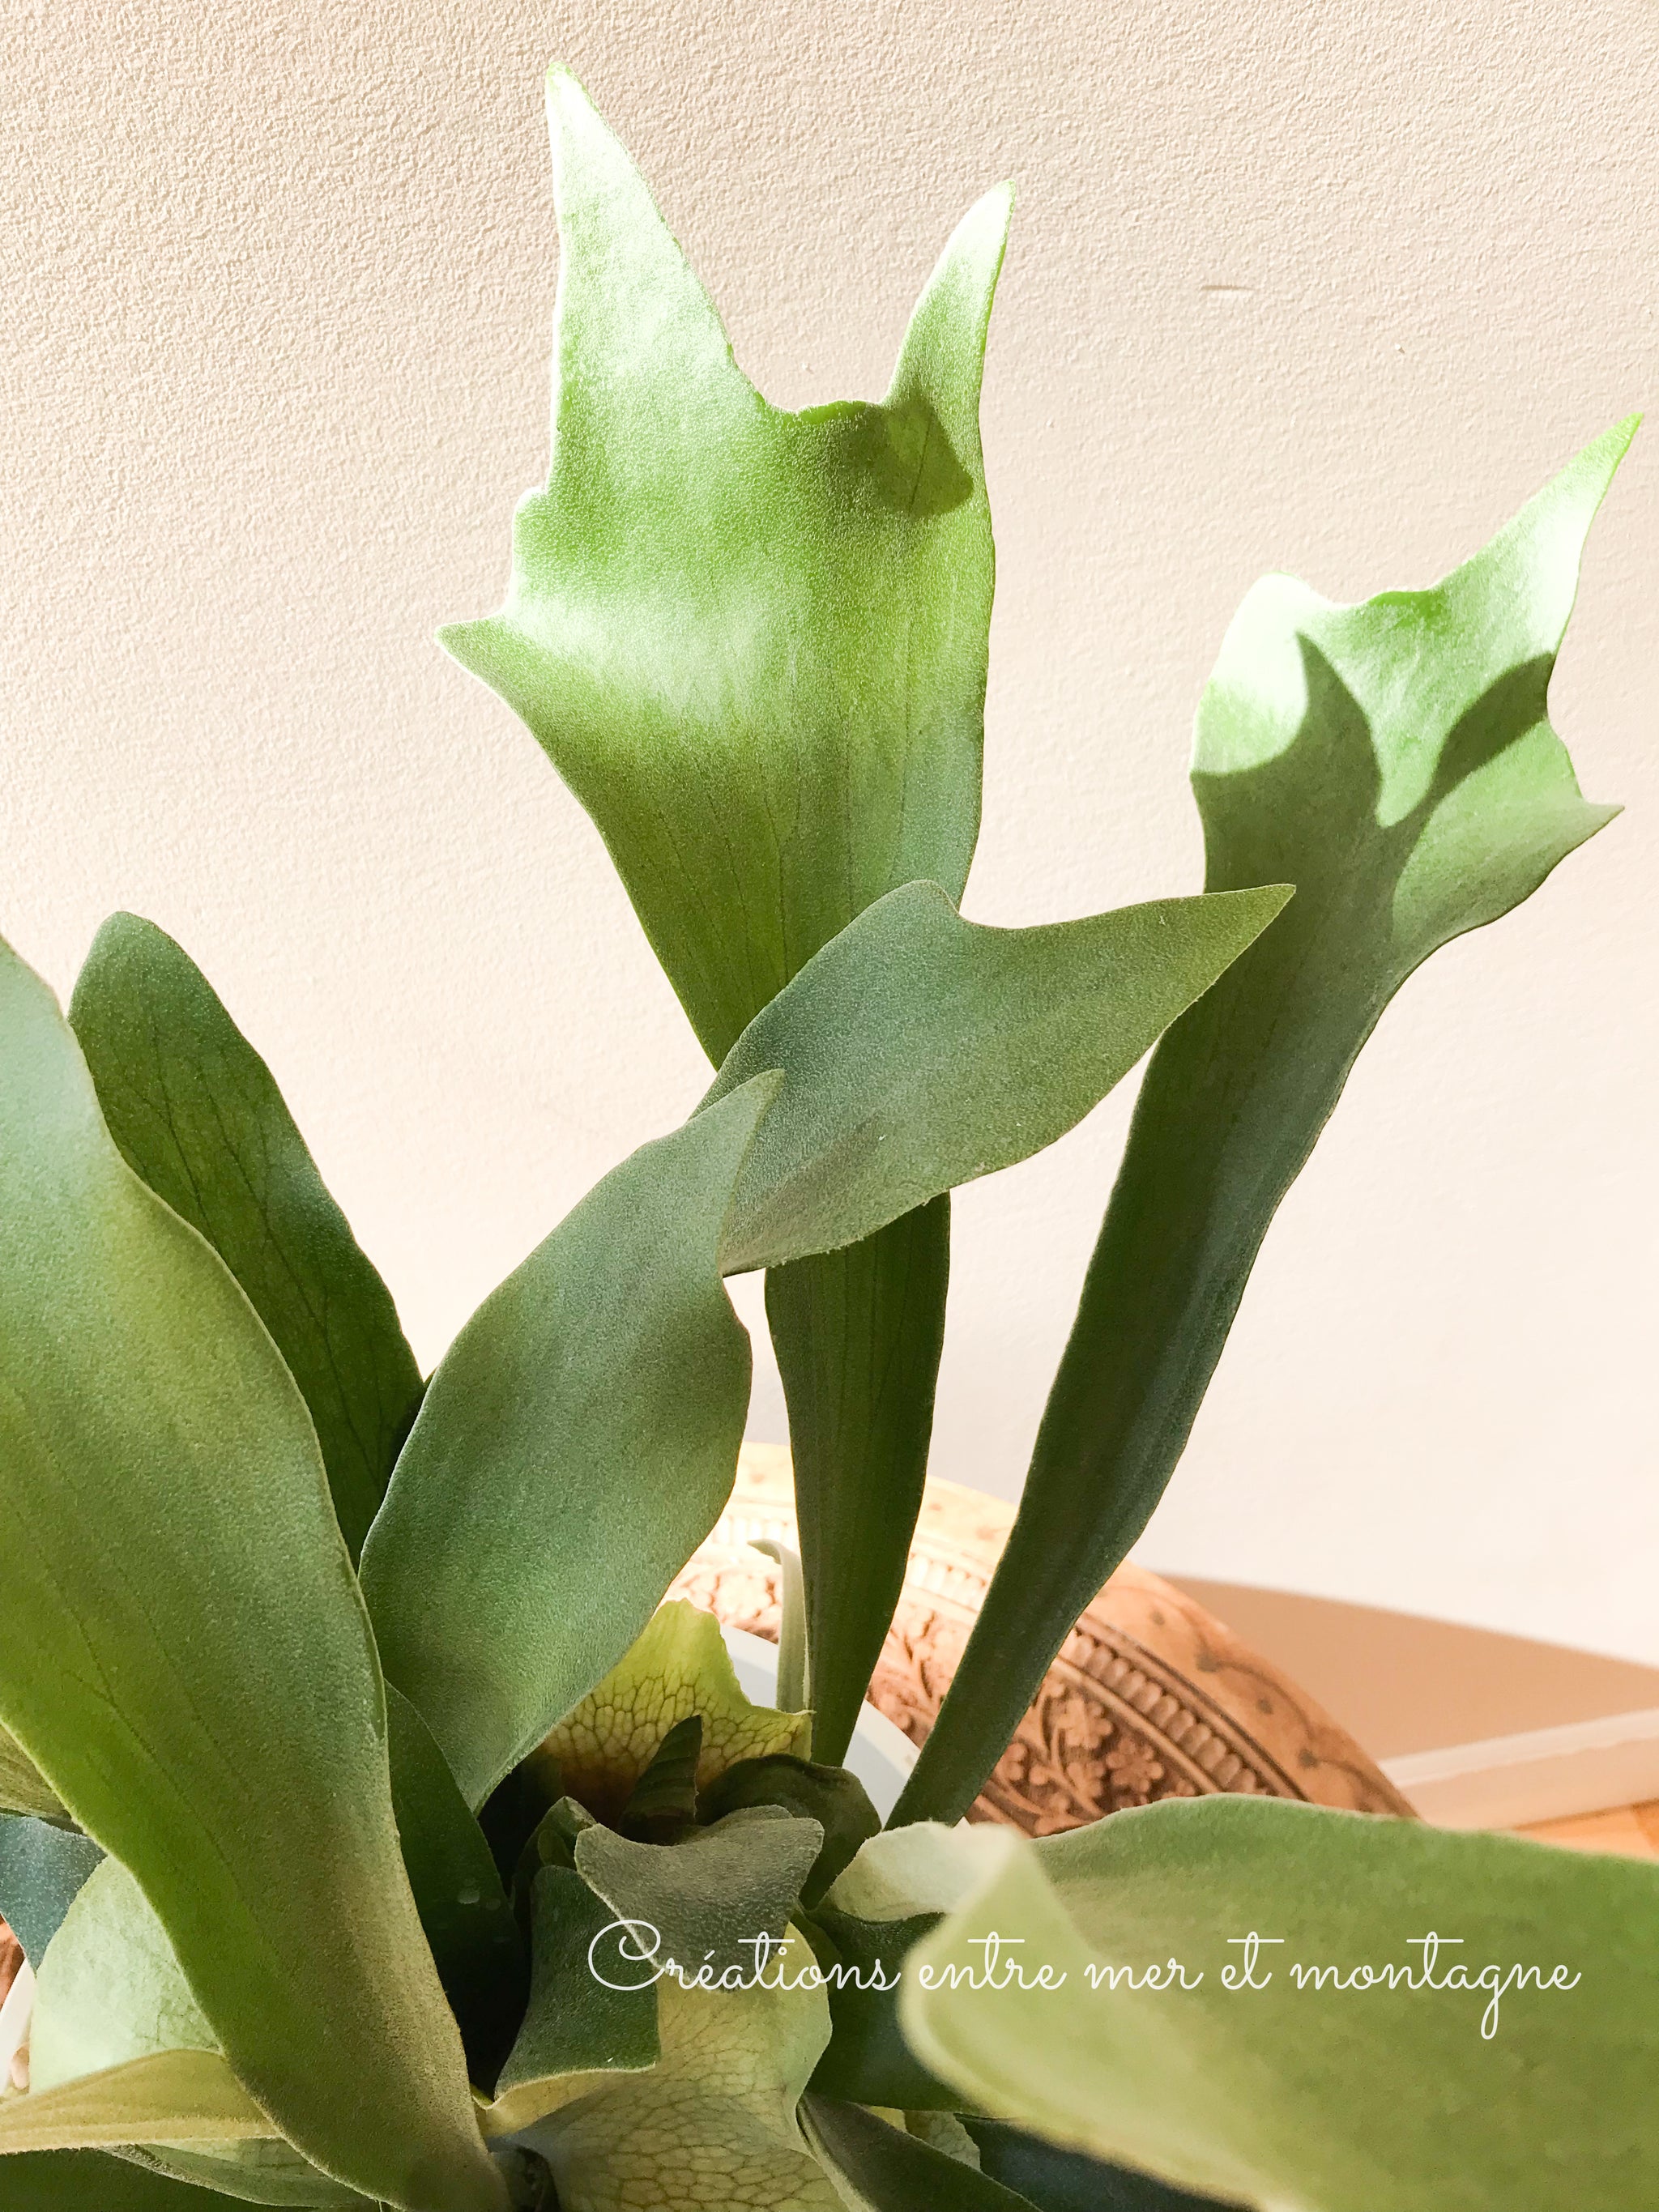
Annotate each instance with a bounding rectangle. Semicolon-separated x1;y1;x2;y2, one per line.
0;939;499;2212
30;1860;215;2091
0;2054;270;2155
574;1807;823;1982
904;2113;983;2167
825;1825;988;1923
69;914;424;1562
749;1542;809;1713
898;422;1634;1826
902;1799;1659;2211
530;1602;811;1829
441;71;1007;1067
360;1083;778;1811
0;1815;103;1967
706;882;1292;1276
517;1929;841;2211
28;1859;362;2209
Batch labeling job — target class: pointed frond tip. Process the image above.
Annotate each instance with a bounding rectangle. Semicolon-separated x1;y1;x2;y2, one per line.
442;69;1013;1070
1435;412;1631;612
538;62;1012;431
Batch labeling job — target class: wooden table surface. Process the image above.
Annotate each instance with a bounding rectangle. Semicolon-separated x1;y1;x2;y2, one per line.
1518;1798;1659;1859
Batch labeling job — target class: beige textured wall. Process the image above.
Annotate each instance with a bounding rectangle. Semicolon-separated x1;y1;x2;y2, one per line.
3;0;1656;1660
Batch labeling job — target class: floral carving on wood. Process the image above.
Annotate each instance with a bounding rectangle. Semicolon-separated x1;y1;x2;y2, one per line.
670;1447;1413;1835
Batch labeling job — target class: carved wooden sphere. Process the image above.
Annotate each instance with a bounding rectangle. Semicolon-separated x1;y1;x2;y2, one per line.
670;1447;1413;1831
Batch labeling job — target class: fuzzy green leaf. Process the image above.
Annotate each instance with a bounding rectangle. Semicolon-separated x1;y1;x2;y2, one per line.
0;1814;103;1967
0;938;500;2212
360;1082;779;1810
707;882;1290;1276
0;2052;273;2157
902;1801;1659;2210
68;914;424;1562
574;1806;823;1984
897;421;1633;1824
441;71;1007;1068
698;1756;879;1910
442;66;1008;1810
480;1866;659;2140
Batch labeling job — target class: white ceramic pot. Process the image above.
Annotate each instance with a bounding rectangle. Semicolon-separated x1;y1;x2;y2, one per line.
720;1625;917;1819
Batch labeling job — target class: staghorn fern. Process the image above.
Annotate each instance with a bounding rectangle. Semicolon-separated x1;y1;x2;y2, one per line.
0;66;1653;2212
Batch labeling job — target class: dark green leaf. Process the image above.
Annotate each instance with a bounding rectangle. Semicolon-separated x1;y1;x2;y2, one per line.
360;1079;778;1810
698;1757;879;1909
69;914;424;1562
107;2150;370;2210
804;1908;954;2110
479;1767;557;1894
0;937;499;2212
493;2149;557;2212
804;2098;1034;2209
896;421;1632;1825
386;1686;529;2086
968;2123;1241;2212
766;1207;949;1763
574;1806;823;1984
482;1866;659;2140
0;2150;248;2208
618;1716;704;1843
0;1813;103;1966
510;1800;595;1924
706;881;1291;1276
